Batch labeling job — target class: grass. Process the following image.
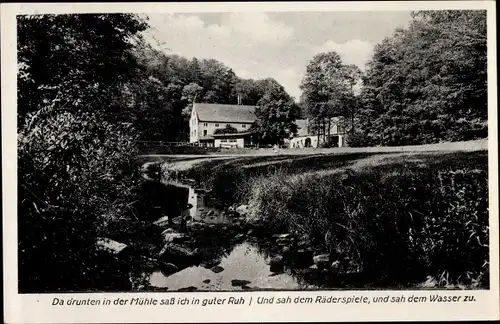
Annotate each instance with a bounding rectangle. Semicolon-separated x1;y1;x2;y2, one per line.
160;149;489;288
238;151;489;288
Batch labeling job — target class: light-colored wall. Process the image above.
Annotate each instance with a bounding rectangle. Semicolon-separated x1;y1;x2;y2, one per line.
215;138;244;148
289;135;346;148
289;136;319;148
189;108;253;144
189;108;198;143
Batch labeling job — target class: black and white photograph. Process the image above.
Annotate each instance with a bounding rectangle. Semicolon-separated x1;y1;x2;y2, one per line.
12;5;493;295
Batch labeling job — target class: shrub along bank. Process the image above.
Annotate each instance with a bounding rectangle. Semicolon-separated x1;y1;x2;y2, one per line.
238;151;489;288
174;151;489;288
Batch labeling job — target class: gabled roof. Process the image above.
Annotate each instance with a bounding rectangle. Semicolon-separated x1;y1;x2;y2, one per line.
194;103;256;123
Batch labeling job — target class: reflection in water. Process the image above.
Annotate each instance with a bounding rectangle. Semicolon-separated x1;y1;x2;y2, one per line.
161;181;228;224
148;242;315;291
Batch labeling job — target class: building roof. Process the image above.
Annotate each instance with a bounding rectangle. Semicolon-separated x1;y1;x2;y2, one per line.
194;103;256;123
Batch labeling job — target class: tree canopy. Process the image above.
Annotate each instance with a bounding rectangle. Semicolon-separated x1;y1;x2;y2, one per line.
355;10;487;146
253;78;298;145
299;51;361;142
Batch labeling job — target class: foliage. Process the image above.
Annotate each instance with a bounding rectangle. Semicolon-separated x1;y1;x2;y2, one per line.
129;47;294;141
357;10;487;146
300;52;361;141
17;14;148;125
17;13;146;292
213;125;239;135
243;153;489;287
254;78;299;145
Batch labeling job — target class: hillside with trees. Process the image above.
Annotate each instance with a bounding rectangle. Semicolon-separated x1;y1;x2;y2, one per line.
128;47;297;142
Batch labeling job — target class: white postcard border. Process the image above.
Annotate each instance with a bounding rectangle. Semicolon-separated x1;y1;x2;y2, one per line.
2;2;499;323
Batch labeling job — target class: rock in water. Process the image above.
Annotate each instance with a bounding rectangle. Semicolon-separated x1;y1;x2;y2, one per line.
210;265;224;273
163;232;187;244
159;243;195;258
96;238;128;255
161;228;176;235
189;221;205;231
202;279;211;284
313;254;330;268
153;216;170;227
161;263;179;276
231;279;251;287
234;233;245;241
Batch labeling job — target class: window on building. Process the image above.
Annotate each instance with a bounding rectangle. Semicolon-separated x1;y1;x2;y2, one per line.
229;138;237;142
203;130;207;136
215;123;219;127
226;124;231;127
194;130;196;136
204;123;208;127
221;139;228;142
242;124;246;128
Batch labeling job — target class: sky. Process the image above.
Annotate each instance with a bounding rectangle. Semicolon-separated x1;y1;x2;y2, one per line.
142;11;413;100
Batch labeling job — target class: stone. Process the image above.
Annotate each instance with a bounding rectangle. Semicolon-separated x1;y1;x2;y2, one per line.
282;246;290;254
161;263;179;276
309;264;318;269
96;238;128;255
161;228;176;235
210;265;224;273
297;240;311;248
331;261;341;270
231;279;251;287
234;233;245;240
279;233;290;239
276;238;289;246
153;216;170;227
189;221;205;231
163;232;187;244
159;243;195;258
247;229;254;236
202;279;211;284
313;254;330;268
235;204;249;216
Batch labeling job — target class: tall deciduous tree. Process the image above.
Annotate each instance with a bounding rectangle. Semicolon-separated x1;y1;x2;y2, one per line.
254;78;298;145
356;10;487;146
300;52;361;143
17;13;148;292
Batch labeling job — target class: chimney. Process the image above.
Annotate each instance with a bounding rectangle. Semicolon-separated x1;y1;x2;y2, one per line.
237;94;242;105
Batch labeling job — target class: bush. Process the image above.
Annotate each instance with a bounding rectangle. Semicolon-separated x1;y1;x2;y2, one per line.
18;105;140;292
243;160;489;287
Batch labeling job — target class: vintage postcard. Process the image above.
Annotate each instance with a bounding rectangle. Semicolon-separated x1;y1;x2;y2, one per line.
2;1;499;323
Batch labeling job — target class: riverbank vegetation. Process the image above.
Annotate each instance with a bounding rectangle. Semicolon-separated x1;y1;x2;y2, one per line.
162;150;489;288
